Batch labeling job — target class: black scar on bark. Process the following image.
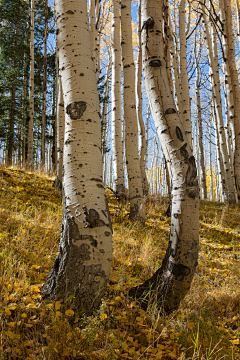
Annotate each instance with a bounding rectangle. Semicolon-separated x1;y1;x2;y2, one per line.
164;108;176;115
149;59;161;67
42;189;108;315
83;205;110;229
142;17;155;30
180;144;198;199
66;101;87;120
176;126;184;142
168;261;191;280
66;10;74;14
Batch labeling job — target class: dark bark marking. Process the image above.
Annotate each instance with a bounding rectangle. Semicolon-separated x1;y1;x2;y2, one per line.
168;261;191;279
149;59;161;67
176;126;184;141
164;108;176;115
66;101;87;120
83;206;109;228
142;17;155;30
65;138;73;144
97;184;104;188
90;178;102;182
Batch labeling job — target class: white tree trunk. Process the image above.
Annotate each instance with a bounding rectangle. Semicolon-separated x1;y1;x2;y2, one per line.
111;0;125;197
54;76;65;190
194;39;207;199
136;0;148;196
129;0;199;313
41;0;48;168
203;7;236;204
222;0;240;201
42;0;112;315
121;0;145;223
28;0;34;167
179;0;192;149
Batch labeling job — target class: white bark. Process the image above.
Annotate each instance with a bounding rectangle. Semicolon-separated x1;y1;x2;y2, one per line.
28;0;34;167
129;0;199;313
42;0;112;315
202;7;236;204
136;0;148;196
179;0;192;149
111;0;125;196
121;0;145;223
222;0;240;201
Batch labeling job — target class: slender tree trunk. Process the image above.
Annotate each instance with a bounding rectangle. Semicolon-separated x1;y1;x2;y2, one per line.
112;0;125;197
28;0;34;168
136;0;148;196
179;0;192;148
41;0;48;168
54;76;64;190
8;82;16;166
42;0;113;315
202;7;236;204
129;0;199;314
121;0;145;223
194;39;207;199
223;0;240;201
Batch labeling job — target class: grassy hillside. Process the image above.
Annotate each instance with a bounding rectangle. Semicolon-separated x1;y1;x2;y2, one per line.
0;165;240;359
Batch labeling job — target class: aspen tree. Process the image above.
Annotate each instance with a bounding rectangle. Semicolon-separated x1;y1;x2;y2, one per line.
222;0;240;200
27;0;34;167
179;0;192;148
42;0;112;315
54;76;64;190
41;0;48;168
194;34;207;199
112;0;125;197
121;0;145;223
129;0;199;313
136;0;148;196
202;7;236;204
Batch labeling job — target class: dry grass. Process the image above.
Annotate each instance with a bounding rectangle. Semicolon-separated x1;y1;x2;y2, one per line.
0;165;240;359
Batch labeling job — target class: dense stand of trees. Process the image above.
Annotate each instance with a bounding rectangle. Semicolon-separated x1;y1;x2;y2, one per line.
1;0;240;314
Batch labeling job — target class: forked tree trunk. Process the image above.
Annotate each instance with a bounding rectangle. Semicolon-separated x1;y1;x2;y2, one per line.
129;0;199;313
28;0;34;168
41;0;48;168
112;0;125;197
42;0;112;315
121;0;145;223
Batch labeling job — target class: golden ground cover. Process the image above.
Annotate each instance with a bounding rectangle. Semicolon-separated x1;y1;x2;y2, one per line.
0;165;240;359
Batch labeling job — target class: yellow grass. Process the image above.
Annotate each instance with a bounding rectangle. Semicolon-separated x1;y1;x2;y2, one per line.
0;165;240;359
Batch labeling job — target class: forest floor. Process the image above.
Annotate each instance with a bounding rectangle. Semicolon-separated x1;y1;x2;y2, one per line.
0;165;240;360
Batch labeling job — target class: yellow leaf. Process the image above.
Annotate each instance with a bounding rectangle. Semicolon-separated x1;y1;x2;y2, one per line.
188;322;194;329
62;349;69;356
8;322;15;327
8;304;17;310
46;303;53;309
21;313;27;318
55;301;61;310
5;308;11;316
230;339;240;345
56;311;61;319
128;347;135;355
136;317;143;323
100;313;107;321
67;332;72;340
73;350;77;357
115;296;121;301
7;284;12;291
65;309;74;317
